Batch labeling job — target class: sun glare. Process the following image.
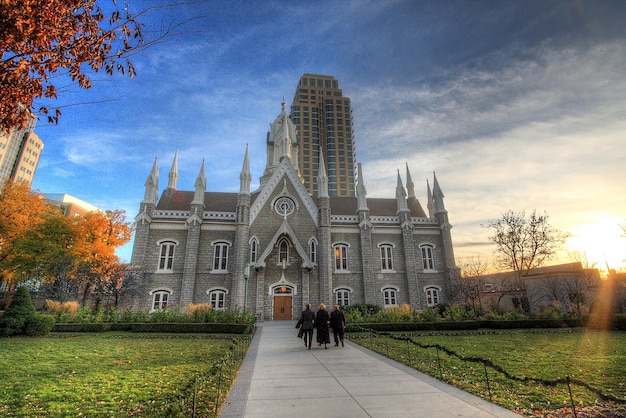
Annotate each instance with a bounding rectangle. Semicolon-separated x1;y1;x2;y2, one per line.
566;219;626;271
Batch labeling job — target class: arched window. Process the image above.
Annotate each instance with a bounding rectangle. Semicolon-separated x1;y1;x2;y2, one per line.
425;287;440;307
378;243;394;272
249;237;259;264
157;240;177;272
151;290;171;311
382;286;399;308
278;238;290;264
208;288;227;310
334;243;349;271
212;242;230;272
335;288;351;307
309;238;317;264
420;244;435;271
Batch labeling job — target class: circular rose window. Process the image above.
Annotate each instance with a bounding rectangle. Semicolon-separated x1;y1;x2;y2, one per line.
274;197;295;216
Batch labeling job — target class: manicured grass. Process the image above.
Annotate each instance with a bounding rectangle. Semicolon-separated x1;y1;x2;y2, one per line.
351;329;626;416
0;333;250;417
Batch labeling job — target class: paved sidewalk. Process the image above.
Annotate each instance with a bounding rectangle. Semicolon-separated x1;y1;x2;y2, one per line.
220;321;518;418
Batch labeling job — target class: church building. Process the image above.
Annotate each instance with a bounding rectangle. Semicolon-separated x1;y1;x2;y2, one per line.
128;102;459;320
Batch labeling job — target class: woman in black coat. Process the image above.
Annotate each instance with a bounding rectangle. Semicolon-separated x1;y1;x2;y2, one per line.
315;303;331;348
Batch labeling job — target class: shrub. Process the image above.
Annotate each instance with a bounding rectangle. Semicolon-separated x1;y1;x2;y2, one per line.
442;304;478;321
483;309;527;320
45;300;80;323
25;314;56;336
418;307;440;322
376;305;415;323
539;301;570;320
187;303;213;322
0;286;36;336
343;304;381;323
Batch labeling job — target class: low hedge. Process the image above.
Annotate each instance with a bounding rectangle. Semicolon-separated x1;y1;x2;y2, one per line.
346;318;585;332
347;321;481;332
52;322;253;334
585;314;626;331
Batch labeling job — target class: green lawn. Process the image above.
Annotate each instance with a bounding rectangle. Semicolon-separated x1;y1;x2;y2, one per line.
351;329;626;416
0;333;249;417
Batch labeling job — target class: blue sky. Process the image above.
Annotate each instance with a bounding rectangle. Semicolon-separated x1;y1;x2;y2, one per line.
31;0;626;270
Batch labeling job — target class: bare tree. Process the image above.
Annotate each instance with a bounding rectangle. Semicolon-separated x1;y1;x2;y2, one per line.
536;276;565;306
455;256;491;313
483;210;568;288
561;272;589;317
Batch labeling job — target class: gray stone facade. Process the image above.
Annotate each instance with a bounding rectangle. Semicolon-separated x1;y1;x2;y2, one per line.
128;104;459;320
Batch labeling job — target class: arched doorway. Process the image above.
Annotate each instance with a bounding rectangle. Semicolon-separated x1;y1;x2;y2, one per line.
272;285;293;320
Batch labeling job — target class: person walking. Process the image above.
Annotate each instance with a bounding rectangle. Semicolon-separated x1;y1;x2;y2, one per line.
315;303;330;349
300;303;315;349
329;304;346;347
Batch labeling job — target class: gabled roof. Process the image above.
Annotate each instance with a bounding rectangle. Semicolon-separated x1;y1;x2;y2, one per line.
329;196;428;217
156;190;240;212
155;188;429;219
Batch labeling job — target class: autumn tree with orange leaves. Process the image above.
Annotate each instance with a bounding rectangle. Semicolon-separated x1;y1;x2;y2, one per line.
73;210;133;306
0;182;133;305
0;181;57;273
0;0;180;132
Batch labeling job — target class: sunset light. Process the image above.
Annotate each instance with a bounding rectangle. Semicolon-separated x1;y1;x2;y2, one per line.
566;218;626;271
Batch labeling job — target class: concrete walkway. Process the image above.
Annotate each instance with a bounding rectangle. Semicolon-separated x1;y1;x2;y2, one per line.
219;321;518;418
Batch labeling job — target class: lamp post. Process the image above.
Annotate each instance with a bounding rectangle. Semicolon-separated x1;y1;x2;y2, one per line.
243;263;250;310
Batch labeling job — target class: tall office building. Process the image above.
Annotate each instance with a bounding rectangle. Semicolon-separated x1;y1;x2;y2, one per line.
290;74;356;197
0;117;44;188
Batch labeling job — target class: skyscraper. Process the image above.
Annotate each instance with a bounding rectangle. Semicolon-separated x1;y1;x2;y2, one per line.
290;74;356;197
0;117;44;188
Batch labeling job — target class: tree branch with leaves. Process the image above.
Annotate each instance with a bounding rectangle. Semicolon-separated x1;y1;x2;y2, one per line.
0;0;185;131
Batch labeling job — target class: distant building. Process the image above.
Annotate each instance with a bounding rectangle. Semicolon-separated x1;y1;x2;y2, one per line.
0;117;44;188
42;193;100;217
467;262;603;316
290;74;356;197
127;101;459;319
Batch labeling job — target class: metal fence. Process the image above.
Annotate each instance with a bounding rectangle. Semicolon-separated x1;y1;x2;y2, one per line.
350;325;624;418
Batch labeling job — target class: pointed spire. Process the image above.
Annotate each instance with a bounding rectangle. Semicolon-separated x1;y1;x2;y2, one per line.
167;150;178;191
192;159;206;205
405;163;415;199
143;157;159;203
317;146;329;198
240;144;251;194
396;169;408;212
432;171;447;214
356;163;368;211
426;179;433;217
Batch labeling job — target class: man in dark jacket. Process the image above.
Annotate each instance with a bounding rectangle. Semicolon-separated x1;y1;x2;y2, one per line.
300;303;315;349
329;305;346;347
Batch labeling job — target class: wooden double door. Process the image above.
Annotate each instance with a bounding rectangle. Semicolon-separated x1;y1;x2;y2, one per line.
273;296;292;320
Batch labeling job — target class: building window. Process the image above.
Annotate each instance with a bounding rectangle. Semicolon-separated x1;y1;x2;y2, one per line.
152;290;170;311
309;238;317;264
209;290;227;310
157;241;176;271
335;288;351;306
278;239;289;264
274;196;295;217
249;237;258;264
382;287;398;308
379;244;394;271
334;244;348;271
425;287;440;307
213;242;229;272
420;245;435;271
